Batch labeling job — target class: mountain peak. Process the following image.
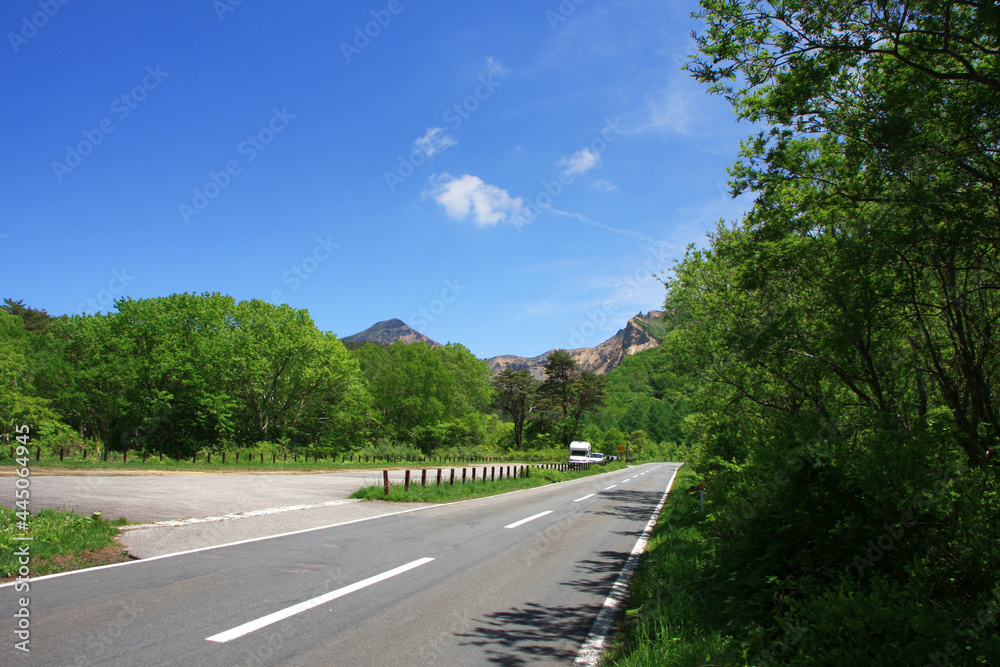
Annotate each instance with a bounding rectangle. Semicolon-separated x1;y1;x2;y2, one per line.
341;319;441;347
487;310;665;379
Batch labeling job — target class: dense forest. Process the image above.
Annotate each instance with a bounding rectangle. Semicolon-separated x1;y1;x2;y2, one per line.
628;0;998;663
0;295;686;462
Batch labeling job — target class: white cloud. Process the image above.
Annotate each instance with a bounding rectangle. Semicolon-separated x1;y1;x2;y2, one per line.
592;178;618;192
414;127;456;157
425;174;528;228
558;147;601;176
543;205;663;244
631;78;705;136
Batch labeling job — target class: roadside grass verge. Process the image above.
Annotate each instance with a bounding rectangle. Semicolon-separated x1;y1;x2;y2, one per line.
351;462;627;503
1;508;130;580
603;465;744;666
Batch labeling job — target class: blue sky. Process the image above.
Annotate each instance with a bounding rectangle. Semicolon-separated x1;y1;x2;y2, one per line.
1;0;753;359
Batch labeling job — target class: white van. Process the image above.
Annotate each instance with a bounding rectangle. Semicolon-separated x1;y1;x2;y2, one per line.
568;441;592;464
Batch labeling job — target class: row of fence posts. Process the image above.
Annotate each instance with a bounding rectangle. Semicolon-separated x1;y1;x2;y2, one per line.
383;464;534;495
8;447;518;466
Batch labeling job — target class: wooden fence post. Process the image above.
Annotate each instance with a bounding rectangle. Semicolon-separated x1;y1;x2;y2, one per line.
450;468;455;486
383;469;390;495
421;468;427;487
462;468;467;484
123;450;127;464
472;468;477;482
491;466;495;481
404;469;411;491
436;468;442;487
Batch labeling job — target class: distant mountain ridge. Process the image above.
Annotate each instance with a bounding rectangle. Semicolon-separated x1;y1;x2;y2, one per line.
486;311;665;379
341;312;665;376
341;318;441;347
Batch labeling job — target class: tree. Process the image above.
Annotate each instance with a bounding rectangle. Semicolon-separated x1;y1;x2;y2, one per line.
653;0;1000;661
573;371;607;439
690;0;1000;466
539;351;607;446
2;299;53;335
351;341;495;453
492;369;535;449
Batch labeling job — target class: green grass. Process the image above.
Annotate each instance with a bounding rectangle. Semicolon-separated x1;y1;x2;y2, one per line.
603;465;745;667
350;462;627;502
1;508;130;579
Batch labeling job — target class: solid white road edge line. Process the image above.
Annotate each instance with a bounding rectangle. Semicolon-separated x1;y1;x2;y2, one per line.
604;485;617;490
206;557;435;643
573;464;683;667
574;494;596;502
504;510;553;529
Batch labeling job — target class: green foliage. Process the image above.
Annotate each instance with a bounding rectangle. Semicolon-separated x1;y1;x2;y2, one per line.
581;345;693;446
354;437;423;462
606;466;743;666
0;508;128;578
1;299;53;335
531;350;608;446
610;0;1000;663
351;341;496;452
492;368;536;449
14;294;368;457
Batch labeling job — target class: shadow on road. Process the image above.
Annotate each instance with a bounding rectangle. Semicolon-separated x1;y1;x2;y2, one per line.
456;487;665;664
457;600;603;665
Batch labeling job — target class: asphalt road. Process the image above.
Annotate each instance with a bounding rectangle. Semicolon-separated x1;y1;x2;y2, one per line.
0;463;680;666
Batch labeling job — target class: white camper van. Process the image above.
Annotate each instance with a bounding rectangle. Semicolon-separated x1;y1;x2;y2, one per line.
568;441;592;464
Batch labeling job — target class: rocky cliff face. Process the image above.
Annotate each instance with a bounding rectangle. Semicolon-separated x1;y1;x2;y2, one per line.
487;311;664;379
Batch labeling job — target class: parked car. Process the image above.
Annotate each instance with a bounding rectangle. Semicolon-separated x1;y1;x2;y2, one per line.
589;452;606;464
